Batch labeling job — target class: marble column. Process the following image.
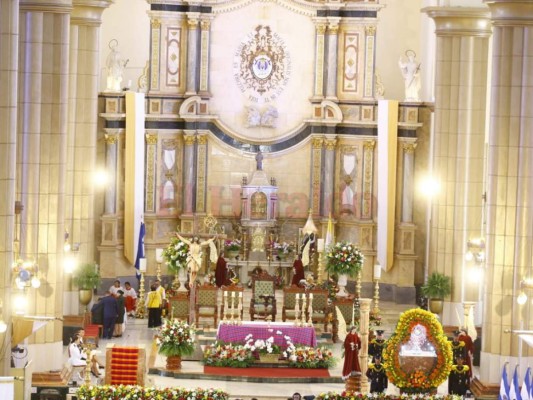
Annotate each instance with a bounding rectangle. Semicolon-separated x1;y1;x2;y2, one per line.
361;140;375;220
0;0;18;375
363;25;376;99
322;138;336;216
198;18;212;96
480;0;533;384
401;142;417;223
145;132;158;213
195;133;208;213
182;133;196;215
312;21;327;99
423;7;491;325
325;22;339;100
310;137;324;216
68;0;112;263
104;133;118;215
186;15;199;96
18;0;71;372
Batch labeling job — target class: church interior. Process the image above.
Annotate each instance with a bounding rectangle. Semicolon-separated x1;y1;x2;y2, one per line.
0;0;532;398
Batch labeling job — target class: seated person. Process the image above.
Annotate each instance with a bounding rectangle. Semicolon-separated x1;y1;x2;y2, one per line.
68;334;101;377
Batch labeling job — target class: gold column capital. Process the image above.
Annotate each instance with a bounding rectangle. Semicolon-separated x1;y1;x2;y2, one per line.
365;25;376;36
324;138;337;150
151;18;161;29
200;19;211;31
183;135;196;145
316;23;327;35
328;24;339;35
402;142;417;153
196;134;208;145
104;134;118;145
145;133;158;145
312;138;324;148
363;140;376;150
187;18;199;29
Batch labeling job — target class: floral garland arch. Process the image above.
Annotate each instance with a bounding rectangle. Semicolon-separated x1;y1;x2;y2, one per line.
382;308;453;393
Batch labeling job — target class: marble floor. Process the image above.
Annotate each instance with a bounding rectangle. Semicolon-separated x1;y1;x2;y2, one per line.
72;302;462;400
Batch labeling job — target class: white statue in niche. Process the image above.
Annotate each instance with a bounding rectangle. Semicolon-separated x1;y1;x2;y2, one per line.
398;50;421;102
105;39;129;92
245;105;279;128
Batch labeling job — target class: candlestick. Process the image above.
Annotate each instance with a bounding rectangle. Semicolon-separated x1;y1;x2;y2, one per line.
351;301;355;326
295;294;300;326
374;262;382;280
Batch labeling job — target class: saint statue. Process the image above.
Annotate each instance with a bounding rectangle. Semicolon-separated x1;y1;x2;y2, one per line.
106;39;129;92
398;50;421;102
342;326;361;380
255;151;263;171
176;234;216;287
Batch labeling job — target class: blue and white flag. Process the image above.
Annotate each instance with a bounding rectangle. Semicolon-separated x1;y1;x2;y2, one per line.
500;363;511;400
521;367;532;400
134;221;145;280
510;365;522;400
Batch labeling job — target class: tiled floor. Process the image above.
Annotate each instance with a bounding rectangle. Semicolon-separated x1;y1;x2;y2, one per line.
75;302;461;399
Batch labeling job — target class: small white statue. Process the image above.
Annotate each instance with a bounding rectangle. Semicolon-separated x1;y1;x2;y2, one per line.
246;106;261;127
106;39;129;92
245;105;279;128
398;50;421;102
260;106;278;128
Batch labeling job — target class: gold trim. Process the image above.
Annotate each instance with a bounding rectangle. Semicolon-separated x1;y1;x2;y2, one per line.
151;18;161;29
187;18;199;29
200;19;211;31
328;24;339;35
145;133;158;145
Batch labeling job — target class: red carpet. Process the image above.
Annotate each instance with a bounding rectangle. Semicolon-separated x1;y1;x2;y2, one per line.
204;366;330;378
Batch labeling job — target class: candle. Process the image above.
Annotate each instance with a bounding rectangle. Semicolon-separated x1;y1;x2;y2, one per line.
155;248;164;263
351;302;355;325
139;258;147;272
374;263;382;279
317;238;325;252
309;293;313;300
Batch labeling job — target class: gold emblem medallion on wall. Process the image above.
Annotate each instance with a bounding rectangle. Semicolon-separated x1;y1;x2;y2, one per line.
233;25;291;104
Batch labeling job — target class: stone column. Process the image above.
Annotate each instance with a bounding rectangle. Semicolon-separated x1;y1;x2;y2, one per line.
401;142;417;223
198;18;212;96
18;0;71;372
361;140;375;220
423;7;491;325
0;0;18;375
322;138;336;216
480;0;533;384
182;133;196;215
68;0;112;264
312;21;327;99
325;22;339;100
186;15;199;96
104;133;118;214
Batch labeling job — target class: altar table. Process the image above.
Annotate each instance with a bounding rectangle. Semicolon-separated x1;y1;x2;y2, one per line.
216;321;317;347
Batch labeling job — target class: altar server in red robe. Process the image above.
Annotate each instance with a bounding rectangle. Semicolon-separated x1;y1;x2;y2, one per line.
342;326;361;380
291;257;305;286
215;254;228;287
459;328;474;378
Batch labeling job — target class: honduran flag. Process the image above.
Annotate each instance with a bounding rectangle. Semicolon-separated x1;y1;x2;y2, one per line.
510;365;522;400
500;363;511;400
521;367;532;400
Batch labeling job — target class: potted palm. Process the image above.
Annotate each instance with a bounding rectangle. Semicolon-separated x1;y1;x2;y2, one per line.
157;318;196;370
421;272;452;314
72;262;101;311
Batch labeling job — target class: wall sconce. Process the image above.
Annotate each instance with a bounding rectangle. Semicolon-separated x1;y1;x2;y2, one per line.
12;259;40;289
465;238;485;263
517;279;533;305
